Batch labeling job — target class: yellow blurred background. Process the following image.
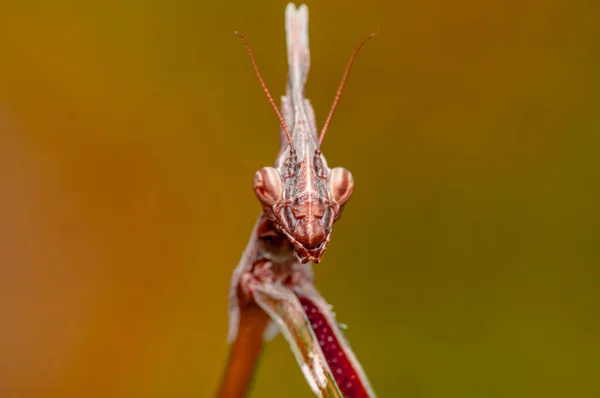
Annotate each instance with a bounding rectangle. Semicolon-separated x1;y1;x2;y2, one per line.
0;1;599;397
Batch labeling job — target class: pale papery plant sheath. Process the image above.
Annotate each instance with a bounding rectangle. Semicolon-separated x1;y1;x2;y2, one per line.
218;3;376;397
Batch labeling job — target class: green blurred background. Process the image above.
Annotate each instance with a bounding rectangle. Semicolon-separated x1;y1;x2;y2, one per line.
1;0;599;397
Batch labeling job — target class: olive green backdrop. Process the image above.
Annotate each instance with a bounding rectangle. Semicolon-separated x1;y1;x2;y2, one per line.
0;1;598;397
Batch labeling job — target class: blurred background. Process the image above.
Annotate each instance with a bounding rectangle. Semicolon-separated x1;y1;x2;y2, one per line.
1;0;599;397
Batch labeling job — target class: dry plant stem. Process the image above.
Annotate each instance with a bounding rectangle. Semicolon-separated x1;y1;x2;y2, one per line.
221;3;376;397
217;304;270;398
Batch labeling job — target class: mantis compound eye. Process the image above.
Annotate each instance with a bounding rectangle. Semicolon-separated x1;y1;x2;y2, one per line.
253;167;283;207
329;167;354;206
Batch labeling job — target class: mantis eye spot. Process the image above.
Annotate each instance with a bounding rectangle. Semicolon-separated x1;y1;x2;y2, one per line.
329;167;354;206
253;167;283;206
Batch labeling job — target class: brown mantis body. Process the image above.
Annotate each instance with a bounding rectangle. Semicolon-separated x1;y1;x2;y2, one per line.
218;4;376;397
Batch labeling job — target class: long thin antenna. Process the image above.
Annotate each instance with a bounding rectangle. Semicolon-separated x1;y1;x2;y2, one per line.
317;31;376;151
235;31;294;149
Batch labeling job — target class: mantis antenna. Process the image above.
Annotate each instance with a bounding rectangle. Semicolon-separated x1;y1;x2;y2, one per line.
235;31;295;152
317;31;376;152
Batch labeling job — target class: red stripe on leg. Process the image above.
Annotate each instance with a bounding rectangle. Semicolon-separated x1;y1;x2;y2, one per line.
299;297;369;398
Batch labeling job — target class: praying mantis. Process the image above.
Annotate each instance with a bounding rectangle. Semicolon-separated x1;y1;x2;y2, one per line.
217;4;376;397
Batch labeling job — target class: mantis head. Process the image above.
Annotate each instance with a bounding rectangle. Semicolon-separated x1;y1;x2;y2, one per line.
254;162;354;263
236;29;373;263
